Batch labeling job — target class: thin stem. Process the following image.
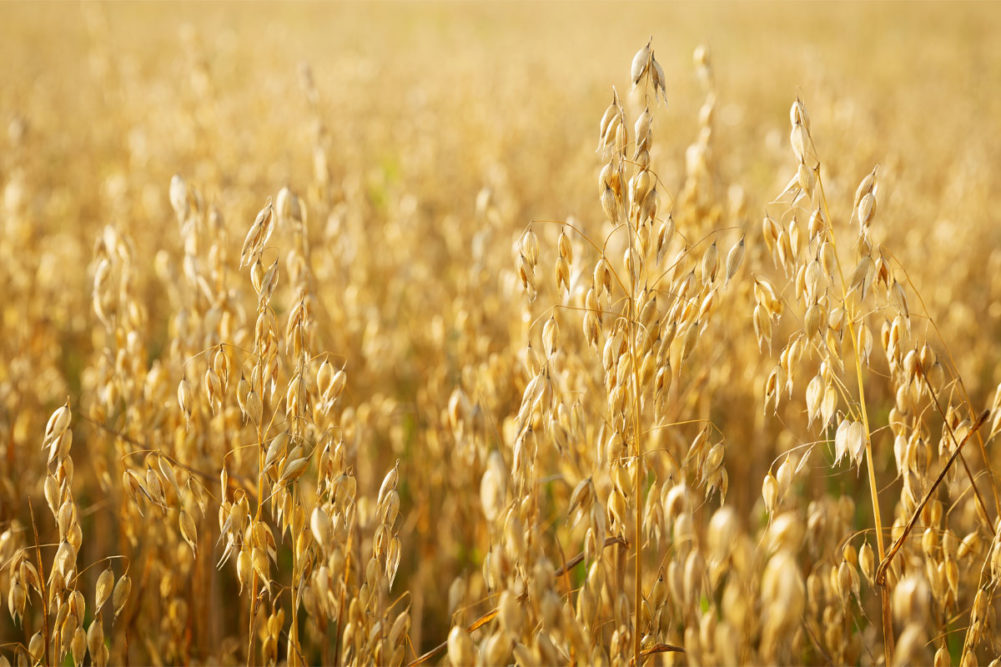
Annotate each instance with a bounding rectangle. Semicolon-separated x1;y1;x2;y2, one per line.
632;643;685;664
961;506;1001;662
27;502;51;667
890;254;1001;520
629;54;653;667
289;489;301;667
630;317;643;667
248;355;267;667
876;409;989;585
333;523;354;667
918;364;991;527
813;163;894;662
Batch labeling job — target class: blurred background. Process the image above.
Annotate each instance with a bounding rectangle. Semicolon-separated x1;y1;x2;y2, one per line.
3;1;1000;367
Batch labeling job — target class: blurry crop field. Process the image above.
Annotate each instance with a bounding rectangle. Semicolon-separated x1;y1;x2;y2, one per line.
3;2;1001;666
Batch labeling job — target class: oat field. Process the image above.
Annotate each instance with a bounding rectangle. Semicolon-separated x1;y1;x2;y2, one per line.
3;3;1001;666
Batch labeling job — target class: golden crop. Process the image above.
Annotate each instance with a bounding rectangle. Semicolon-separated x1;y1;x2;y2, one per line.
2;3;1001;666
